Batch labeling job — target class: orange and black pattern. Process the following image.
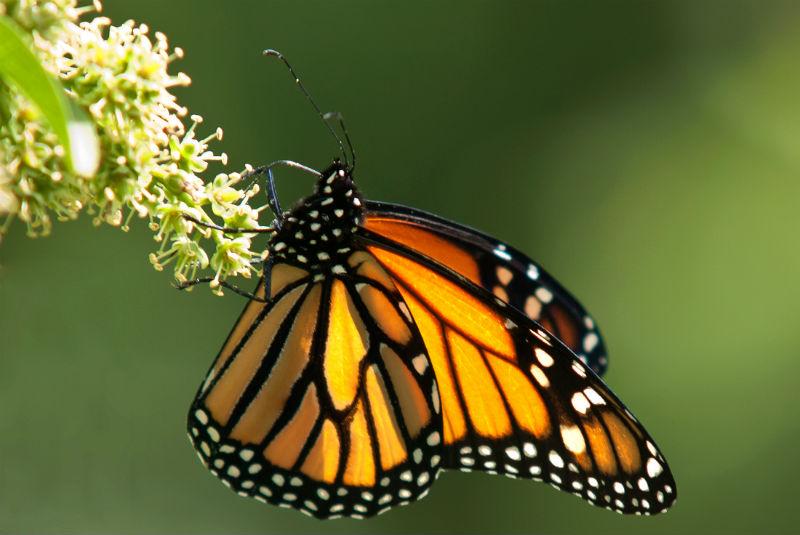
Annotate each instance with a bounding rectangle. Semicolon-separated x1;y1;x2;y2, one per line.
188;162;676;519
358;235;675;515
363;202;608;376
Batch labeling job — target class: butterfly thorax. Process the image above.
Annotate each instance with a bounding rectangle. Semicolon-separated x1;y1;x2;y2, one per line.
268;163;365;270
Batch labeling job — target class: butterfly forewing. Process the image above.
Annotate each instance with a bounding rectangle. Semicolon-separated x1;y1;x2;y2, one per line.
188;255;444;519
358;236;676;515
363;202;609;376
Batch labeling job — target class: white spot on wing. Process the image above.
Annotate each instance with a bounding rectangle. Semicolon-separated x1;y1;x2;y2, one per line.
505;446;521;461
560;424;586;454
571;392;591;414
398;302;412;321
583;332;599;353
535;287;553;303
584;387;605;405
525;296;542;319
496;266;513;285
412;354;428;374
572;361;587;378
533;329;552;346
647;457;663;478
530;364;550;387
523;442;537;458
535;347;554;367
493;247;512;261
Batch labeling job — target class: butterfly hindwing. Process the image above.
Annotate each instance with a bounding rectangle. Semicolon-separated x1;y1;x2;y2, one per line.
363;201;608;375
358;235;676;515
188;257;444;519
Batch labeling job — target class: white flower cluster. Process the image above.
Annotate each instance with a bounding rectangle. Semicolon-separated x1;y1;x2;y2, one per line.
0;0;269;290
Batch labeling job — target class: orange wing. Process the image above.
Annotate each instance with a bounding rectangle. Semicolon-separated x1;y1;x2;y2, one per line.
363;202;609;375
188;257;443;519
359;236;676;515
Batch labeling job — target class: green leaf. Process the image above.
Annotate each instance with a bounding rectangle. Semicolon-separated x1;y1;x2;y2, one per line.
0;15;99;177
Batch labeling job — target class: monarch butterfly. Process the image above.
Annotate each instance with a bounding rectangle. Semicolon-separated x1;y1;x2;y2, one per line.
183;51;676;520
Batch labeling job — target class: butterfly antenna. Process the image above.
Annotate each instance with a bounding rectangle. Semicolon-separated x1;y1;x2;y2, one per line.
323;111;356;172
263;49;349;167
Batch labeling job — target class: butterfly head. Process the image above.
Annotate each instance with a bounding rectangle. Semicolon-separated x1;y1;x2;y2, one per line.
268;160;365;269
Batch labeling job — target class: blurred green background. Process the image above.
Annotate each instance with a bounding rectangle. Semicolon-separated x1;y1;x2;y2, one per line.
2;0;800;533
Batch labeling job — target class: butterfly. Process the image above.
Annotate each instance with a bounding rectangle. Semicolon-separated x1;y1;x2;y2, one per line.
183;51;675;520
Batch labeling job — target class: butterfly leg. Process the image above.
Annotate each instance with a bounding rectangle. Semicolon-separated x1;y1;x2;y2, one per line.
182;214;275;235
184;160;318;235
261;254;275;300
242;160;321;230
174;277;268;302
